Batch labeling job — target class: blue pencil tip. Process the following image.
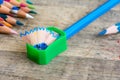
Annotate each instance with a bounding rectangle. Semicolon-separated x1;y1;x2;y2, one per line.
98;30;107;36
115;22;120;27
12;6;19;10
16;20;24;26
0;0;3;4
26;0;33;5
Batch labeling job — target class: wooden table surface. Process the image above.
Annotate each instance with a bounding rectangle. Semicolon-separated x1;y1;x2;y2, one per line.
0;0;120;80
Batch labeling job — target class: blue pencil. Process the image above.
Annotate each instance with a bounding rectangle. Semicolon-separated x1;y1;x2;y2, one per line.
64;0;120;39
98;22;120;36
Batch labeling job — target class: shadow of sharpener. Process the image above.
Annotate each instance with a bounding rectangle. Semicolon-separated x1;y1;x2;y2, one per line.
26;27;67;65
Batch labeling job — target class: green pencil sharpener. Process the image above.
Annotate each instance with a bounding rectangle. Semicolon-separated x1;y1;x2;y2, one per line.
26;27;67;65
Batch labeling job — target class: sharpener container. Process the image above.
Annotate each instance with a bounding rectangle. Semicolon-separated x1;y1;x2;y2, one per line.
26;26;67;65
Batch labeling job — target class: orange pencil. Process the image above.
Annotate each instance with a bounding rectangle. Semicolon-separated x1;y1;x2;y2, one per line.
0;23;18;34
0;17;12;27
0;14;24;26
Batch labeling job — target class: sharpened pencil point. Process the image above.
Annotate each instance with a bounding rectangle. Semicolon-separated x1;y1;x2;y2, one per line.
26;0;33;5
29;10;37;14
11;30;18;35
28;5;35;9
2;21;13;28
98;30;107;36
26;14;34;19
16;20;24;26
11;10;18;14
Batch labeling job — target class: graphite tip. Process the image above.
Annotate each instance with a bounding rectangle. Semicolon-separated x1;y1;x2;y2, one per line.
16;20;24;26
98;30;107;36
11;29;19;35
29;10;37;14
26;0;33;5
26;14;34;19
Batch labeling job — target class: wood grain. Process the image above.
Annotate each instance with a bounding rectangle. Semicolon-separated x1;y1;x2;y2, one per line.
0;0;120;80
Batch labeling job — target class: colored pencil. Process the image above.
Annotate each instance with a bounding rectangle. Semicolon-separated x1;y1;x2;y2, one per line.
2;1;20;14
64;0;120;39
98;22;120;36
0;23;18;34
17;0;33;5
5;0;37;14
20;7;37;14
16;0;35;9
4;0;31;8
26;0;33;5
3;1;36;15
3;1;14;9
9;8;34;19
0;14;24;26
0;5;14;14
0;17;12;27
0;4;33;18
4;0;26;7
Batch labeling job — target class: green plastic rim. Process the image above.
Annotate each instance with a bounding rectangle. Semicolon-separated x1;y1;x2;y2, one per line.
26;26;67;65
